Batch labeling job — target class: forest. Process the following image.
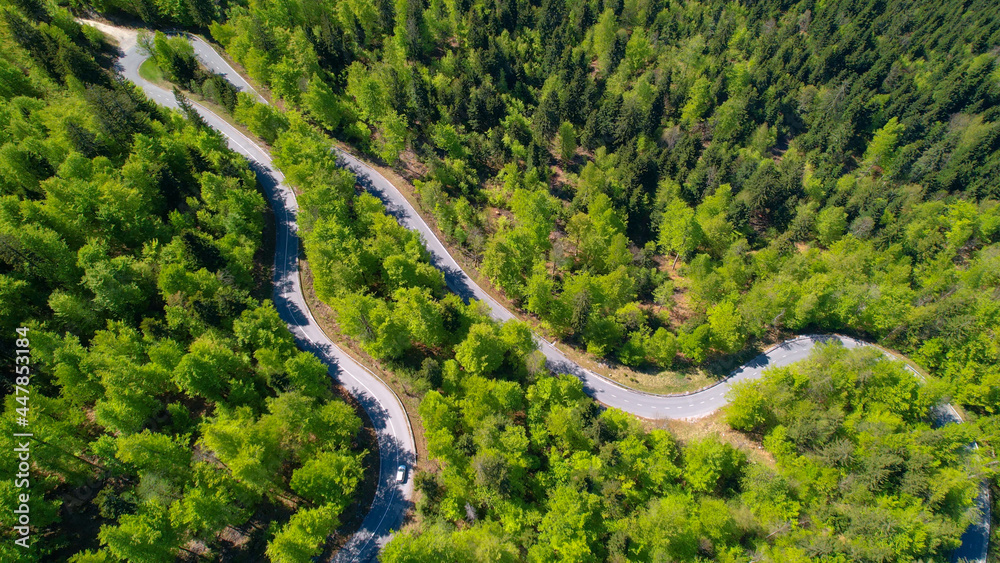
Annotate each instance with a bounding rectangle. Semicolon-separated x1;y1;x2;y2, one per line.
181;0;998;558
139;0;999;404
247;110;988;562
0;3;366;562
2;0;999;561
383;344;982;561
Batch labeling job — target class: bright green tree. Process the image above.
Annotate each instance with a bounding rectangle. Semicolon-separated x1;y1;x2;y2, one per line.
290;451;364;508
266;504;341;563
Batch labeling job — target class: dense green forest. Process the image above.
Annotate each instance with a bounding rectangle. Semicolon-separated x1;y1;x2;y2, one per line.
0;4;366;562
89;0;1000;370
172;1;998;558
217;98;988;561
383;344;981;562
4;0;998;560
114;0;998;419
191;0;1000;394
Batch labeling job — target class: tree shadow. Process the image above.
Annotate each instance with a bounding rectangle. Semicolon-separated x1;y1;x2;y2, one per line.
329;432;415;563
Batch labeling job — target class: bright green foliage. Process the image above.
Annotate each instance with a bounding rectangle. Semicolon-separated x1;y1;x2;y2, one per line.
647;328;677;367
432;123;466;159
98;503;181;563
302;73;344;130
376;110;408;163
116;431;192;484
67;550;114;563
77;240;153;318
815;205;848;247
334;292;411;360
266;503;341;563
181;0;999;560
713;95;750;143
617;330;648;367
724;380;772;433
455;322;506;376
393;287;447;348
308;400;364;450
169;463;252;539
0;11;364;558
345;61;390;121
234;302;296;357
36;0;1000;559
556;121;576;162
381;523;519;562
725;345;980;560
740;464;800;528
301;189;444;303
511;188;558;252
198;407;280;493
290;451;364;509
83;324;172;434
591;9;618;75
628;494;700;562
528;485;603;562
678;324;711;364
682;437;746;495
419;390;461;463
233;92;288;144
525;262;554;315
140;32;196;84
863;117;905;171
173;335;246;401
707;300;744;354
681;76;712;124
566;193;631;274
481;226;536;300
283;351;333;399
694;184;735;259
218;0;1000;381
657;183;701;263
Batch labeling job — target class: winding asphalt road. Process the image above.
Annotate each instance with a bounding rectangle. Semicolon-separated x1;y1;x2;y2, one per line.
83;20;416;562
337;111;993;563
87;20;988;562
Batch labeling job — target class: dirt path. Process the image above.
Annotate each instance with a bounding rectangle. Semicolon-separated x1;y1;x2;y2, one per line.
78;17;138;50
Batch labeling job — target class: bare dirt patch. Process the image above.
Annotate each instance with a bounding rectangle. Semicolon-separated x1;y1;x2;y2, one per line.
78;17;138;50
648;410;776;468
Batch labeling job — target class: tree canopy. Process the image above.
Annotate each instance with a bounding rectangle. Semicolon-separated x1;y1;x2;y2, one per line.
0;6;363;560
